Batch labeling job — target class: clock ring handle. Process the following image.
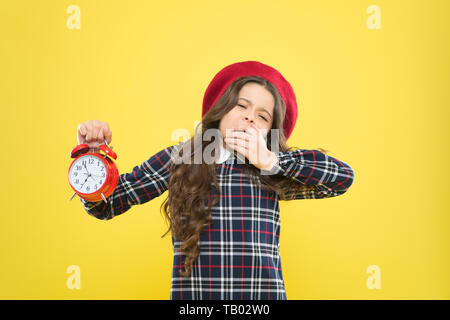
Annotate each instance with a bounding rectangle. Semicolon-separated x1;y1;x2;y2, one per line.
81;138;113;150
103;139;113;149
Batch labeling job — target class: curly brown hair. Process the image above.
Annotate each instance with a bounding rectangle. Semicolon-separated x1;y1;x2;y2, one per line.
160;76;329;277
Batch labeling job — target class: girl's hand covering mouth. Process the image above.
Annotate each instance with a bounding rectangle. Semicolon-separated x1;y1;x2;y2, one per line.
224;124;278;171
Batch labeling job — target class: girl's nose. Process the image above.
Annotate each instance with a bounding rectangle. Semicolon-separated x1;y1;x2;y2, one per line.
244;116;254;124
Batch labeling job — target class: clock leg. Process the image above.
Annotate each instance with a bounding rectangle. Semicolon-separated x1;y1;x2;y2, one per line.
69;192;77;201
100;192;108;203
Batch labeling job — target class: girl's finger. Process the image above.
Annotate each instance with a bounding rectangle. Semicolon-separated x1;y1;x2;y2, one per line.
227;131;250;141
103;129;112;144
225;137;251;149
229;143;249;159
96;128;105;142
88;127;99;143
77;124;87;144
226;133;257;145
227;139;247;150
247;125;265;138
226;137;248;149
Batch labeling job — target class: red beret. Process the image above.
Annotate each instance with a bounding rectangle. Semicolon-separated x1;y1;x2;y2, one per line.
202;60;298;140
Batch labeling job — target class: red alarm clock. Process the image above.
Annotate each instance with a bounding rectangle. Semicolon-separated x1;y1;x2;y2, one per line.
68;139;119;203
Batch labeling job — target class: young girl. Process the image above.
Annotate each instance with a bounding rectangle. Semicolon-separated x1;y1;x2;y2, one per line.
77;60;355;300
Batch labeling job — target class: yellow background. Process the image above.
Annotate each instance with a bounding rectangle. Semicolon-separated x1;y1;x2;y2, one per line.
1;0;449;299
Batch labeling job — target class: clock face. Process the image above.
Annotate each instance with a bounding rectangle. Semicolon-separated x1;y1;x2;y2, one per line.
69;154;107;194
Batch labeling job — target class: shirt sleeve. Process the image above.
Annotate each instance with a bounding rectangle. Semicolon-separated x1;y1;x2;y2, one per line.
79;143;181;220
263;149;355;200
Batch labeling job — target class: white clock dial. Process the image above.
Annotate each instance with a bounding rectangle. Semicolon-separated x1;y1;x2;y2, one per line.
69;154;107;194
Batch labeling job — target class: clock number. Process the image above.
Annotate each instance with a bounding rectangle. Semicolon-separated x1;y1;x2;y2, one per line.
75;179;79;184
99;180;103;185
82;160;86;166
102;172;105;178
88;158;94;164
86;186;90;192
76;165;82;170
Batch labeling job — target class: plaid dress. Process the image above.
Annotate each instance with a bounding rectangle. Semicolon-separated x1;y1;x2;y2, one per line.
80;143;355;300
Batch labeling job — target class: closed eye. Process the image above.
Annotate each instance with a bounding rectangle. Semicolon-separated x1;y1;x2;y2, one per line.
238;104;268;122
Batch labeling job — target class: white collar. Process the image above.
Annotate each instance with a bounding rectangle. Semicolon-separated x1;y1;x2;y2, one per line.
216;142;232;164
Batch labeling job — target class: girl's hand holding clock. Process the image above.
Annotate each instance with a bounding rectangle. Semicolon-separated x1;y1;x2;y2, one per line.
70;119;118;203
77;119;112;152
224;123;278;171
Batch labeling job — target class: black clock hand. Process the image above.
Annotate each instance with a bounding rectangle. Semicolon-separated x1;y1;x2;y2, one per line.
81;172;96;178
81;173;99;184
83;161;98;181
83;162;91;176
80;163;98;188
86;173;104;178
79;176;89;189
